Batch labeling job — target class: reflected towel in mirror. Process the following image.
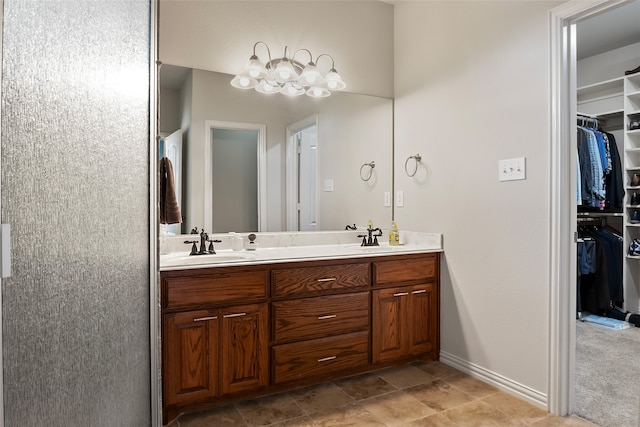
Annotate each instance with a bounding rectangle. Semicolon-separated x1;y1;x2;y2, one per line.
159;157;182;224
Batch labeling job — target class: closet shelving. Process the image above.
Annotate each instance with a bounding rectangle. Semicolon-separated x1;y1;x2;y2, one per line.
578;77;624;128
624;72;640;304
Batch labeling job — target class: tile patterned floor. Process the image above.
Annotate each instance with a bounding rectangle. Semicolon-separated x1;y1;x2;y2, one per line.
167;361;599;427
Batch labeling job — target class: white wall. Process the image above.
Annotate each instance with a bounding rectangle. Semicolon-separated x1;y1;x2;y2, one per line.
394;0;562;400
159;0;394;98
577;41;640;87
159;87;180;134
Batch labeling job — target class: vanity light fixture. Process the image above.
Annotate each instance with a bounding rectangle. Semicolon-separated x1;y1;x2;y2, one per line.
230;41;346;98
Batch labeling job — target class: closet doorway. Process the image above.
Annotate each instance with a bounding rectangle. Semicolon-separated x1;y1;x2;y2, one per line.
550;1;640;424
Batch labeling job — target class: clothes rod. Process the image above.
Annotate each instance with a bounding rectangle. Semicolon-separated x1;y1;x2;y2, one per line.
577;212;623;217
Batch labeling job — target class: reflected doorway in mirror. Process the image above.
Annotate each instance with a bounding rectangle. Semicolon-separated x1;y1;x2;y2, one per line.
286;115;318;231
204;120;267;233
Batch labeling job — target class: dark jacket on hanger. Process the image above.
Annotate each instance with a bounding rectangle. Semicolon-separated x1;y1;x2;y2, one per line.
603;132;624;210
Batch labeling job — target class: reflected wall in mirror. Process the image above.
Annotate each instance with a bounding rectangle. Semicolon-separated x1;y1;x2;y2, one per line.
159;65;393;233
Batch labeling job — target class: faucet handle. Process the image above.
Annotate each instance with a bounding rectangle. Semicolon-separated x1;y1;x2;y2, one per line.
183;240;198;255
207;239;222;254
357;234;367;246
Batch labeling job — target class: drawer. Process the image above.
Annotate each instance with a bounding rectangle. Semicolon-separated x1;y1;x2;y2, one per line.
272;331;369;384
374;255;437;286
163;270;267;310
272;263;370;297
273;292;369;342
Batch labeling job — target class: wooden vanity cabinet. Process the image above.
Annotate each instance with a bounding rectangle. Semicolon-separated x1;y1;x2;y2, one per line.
161;267;269;423
161;252;440;424
372;254;439;363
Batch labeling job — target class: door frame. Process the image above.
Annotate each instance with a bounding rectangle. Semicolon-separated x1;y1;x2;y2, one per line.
150;0;160;425
548;0;629;415
0;0;5;425
203;120;267;233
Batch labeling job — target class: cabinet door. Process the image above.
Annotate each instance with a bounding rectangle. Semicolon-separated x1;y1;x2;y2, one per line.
408;283;437;355
372;287;409;363
163;309;219;405
220;303;269;395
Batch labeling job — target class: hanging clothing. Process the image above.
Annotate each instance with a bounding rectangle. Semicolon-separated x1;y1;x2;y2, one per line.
577;227;623;314
576;125;624;211
603;131;624;210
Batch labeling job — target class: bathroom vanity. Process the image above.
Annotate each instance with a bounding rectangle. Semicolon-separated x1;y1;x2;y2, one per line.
159;232;442;424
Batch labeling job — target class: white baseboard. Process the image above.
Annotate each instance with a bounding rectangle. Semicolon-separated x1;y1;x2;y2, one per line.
439;351;548;410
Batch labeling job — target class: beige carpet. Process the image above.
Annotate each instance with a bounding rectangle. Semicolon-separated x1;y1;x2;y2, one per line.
575;320;640;426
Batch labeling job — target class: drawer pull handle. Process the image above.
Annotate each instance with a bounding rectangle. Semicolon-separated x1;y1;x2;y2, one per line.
318;314;337;320
393;292;409;297
412;290;427;294
317;277;337;282
193;316;217;322
223;312;246;318
317;356;337;362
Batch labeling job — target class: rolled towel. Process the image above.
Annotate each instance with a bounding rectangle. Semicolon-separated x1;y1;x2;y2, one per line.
159;157;182;224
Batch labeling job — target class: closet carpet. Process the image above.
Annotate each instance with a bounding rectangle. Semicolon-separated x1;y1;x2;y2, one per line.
576;320;640;426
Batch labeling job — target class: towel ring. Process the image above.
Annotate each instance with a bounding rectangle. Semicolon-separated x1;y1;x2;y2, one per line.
405;154;422;177
360;161;375;181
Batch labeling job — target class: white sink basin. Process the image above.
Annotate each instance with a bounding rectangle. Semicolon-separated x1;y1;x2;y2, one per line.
161;251;256;267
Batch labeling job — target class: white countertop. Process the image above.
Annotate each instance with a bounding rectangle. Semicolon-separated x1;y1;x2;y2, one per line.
159;231;443;271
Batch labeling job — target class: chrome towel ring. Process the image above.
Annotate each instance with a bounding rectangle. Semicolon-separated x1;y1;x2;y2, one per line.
360;161;375;181
405;154;422;177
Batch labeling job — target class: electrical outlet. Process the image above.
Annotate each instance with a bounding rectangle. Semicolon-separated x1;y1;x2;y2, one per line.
384;191;391;207
396;190;404;207
498;157;526;182
324;179;334;192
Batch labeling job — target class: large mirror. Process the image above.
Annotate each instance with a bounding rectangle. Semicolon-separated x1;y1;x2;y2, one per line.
158;1;394;235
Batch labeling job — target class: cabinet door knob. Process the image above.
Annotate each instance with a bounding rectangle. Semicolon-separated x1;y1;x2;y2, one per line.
317;356;337;362
317;277;337;282
223;312;247;318
412;290;427;294
393;292;409;297
193;316;217;322
317;314;337;320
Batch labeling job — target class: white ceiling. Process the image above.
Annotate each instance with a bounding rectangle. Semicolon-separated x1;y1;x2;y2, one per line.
576;0;640;60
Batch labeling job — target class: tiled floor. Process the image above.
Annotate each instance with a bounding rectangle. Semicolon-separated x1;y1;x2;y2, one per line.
168;361;598;427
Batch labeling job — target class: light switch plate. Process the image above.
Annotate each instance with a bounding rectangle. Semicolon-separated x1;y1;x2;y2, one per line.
324;179;334;192
499;157;526;182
